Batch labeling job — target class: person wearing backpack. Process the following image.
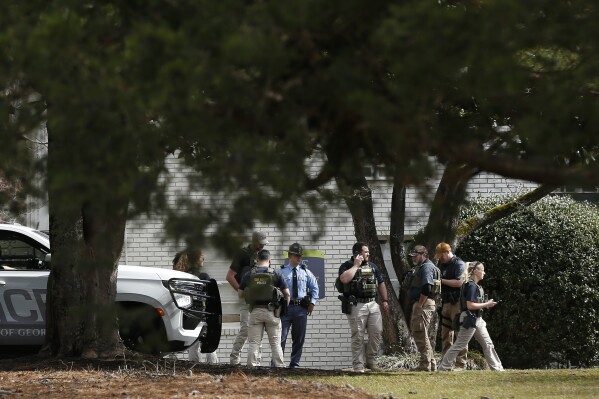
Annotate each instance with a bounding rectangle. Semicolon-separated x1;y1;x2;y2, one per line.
436;242;467;370
238;249;290;367
408;245;441;372
437;261;504;371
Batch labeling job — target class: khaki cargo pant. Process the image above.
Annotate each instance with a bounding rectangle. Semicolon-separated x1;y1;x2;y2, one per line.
411;299;437;371
345;300;383;371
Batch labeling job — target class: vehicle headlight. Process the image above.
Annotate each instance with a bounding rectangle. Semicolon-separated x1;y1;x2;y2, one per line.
173;292;193;308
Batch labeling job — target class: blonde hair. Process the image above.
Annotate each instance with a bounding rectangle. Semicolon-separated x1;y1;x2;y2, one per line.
465;261;483;279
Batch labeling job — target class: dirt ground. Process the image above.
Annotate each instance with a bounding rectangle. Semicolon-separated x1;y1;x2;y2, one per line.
0;355;375;398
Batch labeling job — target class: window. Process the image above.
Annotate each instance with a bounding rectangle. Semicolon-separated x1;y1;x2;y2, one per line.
554;186;599;202
0;232;49;270
363;164;388;181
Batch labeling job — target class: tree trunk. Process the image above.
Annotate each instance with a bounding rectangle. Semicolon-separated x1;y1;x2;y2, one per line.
389;177;417;353
43;126;127;358
420;161;478;251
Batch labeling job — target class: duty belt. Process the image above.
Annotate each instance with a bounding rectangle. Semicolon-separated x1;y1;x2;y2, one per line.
355;297;376;303
289;299;303;305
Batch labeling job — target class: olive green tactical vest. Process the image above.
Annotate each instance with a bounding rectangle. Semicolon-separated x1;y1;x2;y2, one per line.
348;265;377;298
244;267;277;305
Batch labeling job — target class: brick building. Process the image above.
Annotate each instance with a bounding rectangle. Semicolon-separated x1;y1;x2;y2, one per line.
121;155;539;369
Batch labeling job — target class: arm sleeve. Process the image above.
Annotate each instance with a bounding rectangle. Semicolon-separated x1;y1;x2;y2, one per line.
307;271;319;302
422;284;433;296
373;264;385;285
198;272;211;280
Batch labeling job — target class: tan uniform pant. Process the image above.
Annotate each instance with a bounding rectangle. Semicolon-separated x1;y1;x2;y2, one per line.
411;299;437;371
345;301;383;371
441;301;467;367
438;313;504;371
247;307;284;367
230;302;262;365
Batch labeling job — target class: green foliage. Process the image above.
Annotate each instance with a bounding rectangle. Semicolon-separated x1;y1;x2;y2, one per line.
458;195;599;368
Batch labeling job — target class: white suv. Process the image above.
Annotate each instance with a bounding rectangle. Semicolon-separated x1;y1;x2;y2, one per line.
0;223;221;355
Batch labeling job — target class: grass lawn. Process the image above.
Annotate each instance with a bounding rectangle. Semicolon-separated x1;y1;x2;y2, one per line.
295;368;599;399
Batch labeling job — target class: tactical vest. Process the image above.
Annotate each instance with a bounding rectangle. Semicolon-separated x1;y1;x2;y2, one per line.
244;267;278;305
340;264;378;298
410;263;441;299
460;280;485;316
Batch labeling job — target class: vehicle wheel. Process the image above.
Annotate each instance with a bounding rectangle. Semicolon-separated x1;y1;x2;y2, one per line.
118;303;168;355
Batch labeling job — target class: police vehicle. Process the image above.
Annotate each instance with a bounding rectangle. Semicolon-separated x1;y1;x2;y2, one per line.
0;223;221;354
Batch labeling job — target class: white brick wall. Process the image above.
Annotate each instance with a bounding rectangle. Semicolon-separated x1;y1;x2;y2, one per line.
122;155;537;369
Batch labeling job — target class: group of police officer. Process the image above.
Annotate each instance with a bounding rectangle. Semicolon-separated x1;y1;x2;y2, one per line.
337;241;500;372
227;231;319;368
225;232;497;371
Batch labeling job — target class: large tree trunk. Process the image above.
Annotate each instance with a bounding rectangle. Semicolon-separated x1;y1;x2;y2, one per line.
43;126;128;358
420;161;479;251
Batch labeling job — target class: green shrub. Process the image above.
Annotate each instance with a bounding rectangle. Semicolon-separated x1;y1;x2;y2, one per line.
457;195;599;368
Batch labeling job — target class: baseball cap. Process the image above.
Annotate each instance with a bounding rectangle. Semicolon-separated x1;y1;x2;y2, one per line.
252;231;269;245
409;245;428;257
288;242;303;256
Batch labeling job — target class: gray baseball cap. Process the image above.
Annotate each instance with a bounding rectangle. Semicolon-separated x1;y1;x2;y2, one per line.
252;231;269;245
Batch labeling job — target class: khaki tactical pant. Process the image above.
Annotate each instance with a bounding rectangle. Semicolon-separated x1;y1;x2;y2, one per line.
438;313;504;371
441;301;467;368
411;299;437;371
230;302;262;365
247;307;284;367
345;301;383;371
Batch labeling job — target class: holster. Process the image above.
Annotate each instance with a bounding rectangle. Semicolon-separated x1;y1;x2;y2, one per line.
339;295;356;314
300;295;311;309
462;311;478;329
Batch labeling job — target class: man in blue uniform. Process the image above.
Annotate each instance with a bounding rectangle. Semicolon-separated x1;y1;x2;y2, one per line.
279;243;319;368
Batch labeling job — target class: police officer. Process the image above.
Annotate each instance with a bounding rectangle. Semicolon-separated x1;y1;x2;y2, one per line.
408;245;438;372
438;262;504;371
338;242;389;372
226;231;268;365
279;243;319;368
238;249;290;367
436;242;467;370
